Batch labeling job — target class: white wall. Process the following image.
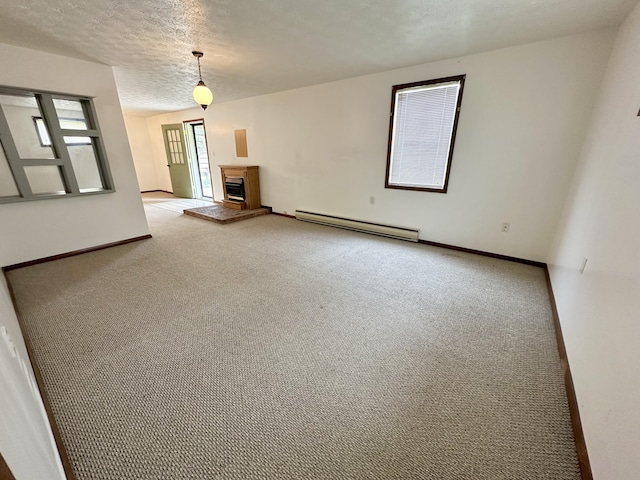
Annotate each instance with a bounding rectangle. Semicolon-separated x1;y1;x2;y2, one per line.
0;43;149;267
123;115;162;192
131;30;615;262
140;112;178;193
0;277;65;480
548;3;640;478
0;43;150;479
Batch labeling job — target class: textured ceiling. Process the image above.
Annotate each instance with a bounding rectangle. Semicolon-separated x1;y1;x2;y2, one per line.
0;0;636;116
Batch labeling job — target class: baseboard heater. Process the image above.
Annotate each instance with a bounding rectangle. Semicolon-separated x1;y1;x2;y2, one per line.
295;210;419;242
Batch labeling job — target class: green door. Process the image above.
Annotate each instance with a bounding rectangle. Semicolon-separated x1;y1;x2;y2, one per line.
162;124;194;198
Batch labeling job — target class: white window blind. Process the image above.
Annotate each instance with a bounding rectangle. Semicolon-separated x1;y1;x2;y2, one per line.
388;79;462;190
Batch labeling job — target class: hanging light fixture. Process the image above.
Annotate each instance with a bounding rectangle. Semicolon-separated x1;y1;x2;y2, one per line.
192;51;213;110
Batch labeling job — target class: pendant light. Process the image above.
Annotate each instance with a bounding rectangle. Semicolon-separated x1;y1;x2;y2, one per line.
192;51;213;110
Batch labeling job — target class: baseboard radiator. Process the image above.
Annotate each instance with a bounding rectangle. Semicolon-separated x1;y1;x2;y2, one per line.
295;210;419;242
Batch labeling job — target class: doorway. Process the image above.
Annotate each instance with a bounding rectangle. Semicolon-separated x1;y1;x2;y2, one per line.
160;121;213;200
184;119;213;199
161;123;193;198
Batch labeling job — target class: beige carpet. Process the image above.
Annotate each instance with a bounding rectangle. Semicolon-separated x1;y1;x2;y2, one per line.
7;199;580;479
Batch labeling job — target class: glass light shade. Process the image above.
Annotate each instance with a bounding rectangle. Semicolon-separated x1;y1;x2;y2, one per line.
193;81;213;109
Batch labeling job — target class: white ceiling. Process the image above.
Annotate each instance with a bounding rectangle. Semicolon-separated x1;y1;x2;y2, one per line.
0;0;636;116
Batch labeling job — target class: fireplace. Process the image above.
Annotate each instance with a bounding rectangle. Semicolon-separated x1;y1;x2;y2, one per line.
225;176;245;202
219;165;261;210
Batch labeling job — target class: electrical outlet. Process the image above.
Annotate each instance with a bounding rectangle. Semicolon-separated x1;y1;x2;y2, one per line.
501;222;510;233
369;196;375;205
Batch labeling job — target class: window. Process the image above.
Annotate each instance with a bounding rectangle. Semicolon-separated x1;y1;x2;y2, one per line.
385;75;465;193
33;116;91;146
0;87;114;203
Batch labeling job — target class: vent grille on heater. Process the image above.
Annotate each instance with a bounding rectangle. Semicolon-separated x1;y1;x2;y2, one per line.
295;210;419;242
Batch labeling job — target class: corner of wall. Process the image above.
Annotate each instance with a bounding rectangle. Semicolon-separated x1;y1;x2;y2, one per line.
546;3;640;477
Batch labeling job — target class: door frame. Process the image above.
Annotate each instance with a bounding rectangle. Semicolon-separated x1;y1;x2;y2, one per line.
183;118;214;200
161;123;194;198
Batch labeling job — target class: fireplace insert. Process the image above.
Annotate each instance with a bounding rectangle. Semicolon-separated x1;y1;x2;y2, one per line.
225;176;245;202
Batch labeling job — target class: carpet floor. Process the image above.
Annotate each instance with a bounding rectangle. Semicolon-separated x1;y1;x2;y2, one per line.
7;197;580;479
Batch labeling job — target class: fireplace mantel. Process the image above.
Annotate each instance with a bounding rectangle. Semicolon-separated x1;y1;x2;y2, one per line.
219;165;261;210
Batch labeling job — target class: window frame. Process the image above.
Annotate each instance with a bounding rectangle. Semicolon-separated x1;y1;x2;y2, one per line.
384;74;466;194
0;86;114;203
32;116;92;147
